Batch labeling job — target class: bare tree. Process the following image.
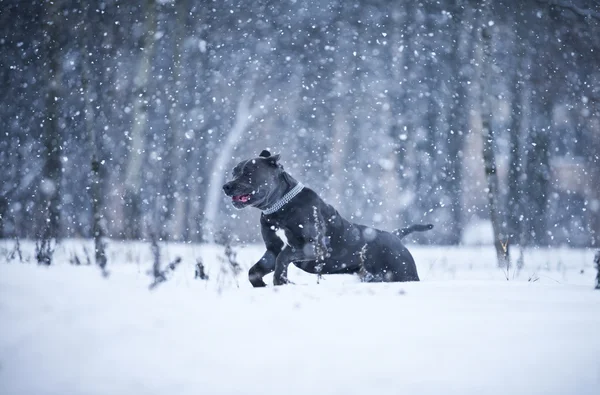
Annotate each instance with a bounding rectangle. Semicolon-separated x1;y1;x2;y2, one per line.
38;0;64;240
507;3;531;246
444;0;475;244
537;0;600;21
538;0;600;247
148;232;181;290
595;251;600;290
162;0;190;241
202;88;266;243
79;2;109;277
478;0;509;268
3;0;599;248
0;188;14;238
586;125;600;247
123;0;158;239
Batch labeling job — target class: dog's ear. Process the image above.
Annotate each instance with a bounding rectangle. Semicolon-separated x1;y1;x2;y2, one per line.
266;154;281;167
259;150;281;167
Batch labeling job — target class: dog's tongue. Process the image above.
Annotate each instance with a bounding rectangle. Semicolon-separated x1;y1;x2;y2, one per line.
233;194;250;203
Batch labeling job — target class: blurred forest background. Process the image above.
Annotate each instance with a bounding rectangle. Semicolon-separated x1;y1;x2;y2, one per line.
1;0;599;247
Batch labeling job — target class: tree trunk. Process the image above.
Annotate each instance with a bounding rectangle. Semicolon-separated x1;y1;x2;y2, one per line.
587;128;600;247
0;195;8;238
40;0;63;240
408;4;437;235
202;92;261;244
330;103;349;205
423;2;439;219
162;0;190;241
82;3;108;276
507;6;529;246
123;0;157;239
595;251;600;290
479;0;509;268
444;0;472;245
526;99;551;246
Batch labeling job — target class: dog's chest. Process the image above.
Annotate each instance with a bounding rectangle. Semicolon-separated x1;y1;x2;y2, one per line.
265;217;298;248
274;227;290;247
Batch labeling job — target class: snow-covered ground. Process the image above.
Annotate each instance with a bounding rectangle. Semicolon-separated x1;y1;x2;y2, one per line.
1;240;599;395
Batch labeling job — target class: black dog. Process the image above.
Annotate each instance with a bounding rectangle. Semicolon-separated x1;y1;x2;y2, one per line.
223;150;433;287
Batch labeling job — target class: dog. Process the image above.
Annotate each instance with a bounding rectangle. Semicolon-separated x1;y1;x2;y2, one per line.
222;150;433;287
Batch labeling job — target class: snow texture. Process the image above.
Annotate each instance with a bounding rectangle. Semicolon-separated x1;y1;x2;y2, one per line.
1;241;599;395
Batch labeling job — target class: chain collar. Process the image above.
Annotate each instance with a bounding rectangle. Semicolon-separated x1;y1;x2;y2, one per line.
262;183;304;215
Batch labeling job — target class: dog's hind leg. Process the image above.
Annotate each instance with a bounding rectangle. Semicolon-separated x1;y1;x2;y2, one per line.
366;246;420;282
387;247;420;282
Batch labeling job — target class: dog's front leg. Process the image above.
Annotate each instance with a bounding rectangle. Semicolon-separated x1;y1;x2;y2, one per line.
273;251;291;286
248;250;277;288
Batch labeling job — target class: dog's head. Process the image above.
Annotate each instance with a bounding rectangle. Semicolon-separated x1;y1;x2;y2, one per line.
222;150;283;209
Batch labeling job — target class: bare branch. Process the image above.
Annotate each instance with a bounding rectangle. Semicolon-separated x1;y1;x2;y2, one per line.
539;0;600;21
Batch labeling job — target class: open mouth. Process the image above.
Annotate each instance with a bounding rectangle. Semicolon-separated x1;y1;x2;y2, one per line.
232;194;251;203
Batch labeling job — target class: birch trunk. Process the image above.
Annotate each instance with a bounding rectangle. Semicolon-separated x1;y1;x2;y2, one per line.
507;8;530;246
82;4;108;276
123;0;157;239
479;0;509;268
445;0;473;245
163;0;188;241
202;93;260;243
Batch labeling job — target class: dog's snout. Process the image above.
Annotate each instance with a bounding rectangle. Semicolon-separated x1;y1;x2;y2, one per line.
223;182;234;195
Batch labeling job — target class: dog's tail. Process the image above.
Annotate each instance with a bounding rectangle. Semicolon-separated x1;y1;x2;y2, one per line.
392;224;434;239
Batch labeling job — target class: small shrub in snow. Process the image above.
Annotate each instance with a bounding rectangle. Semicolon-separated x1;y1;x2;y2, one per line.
213;230;231;247
7;238;24;263
312;205;327;284
358;244;374;282
528;273;540;283
148;233;182;290
149;256;182;290
35;238;55;266
594;251;600;290
216;242;242;290
69;252;83;266
195;258;209;280
516;247;525;273
224;244;242;277
94;238;109;278
70;246;92;266
499;239;511;280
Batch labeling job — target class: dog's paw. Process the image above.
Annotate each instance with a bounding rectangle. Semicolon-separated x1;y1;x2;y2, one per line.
250;279;268;288
249;272;267;288
273;276;290;286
